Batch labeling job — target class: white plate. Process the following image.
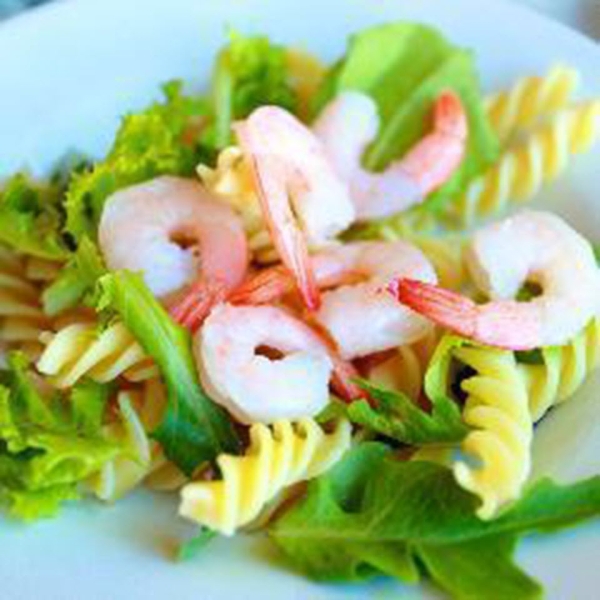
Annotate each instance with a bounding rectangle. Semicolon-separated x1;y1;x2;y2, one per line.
0;0;599;598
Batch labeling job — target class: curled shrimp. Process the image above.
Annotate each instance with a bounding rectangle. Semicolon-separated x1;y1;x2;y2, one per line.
98;176;248;328
389;210;600;350
234;107;356;311
231;240;437;359
196;303;362;424
313;90;468;220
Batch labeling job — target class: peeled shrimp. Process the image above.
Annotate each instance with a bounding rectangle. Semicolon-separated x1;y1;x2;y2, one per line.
234;107;355;310
390;210;600;350
196;303;362;424
313;90;468;220
232;241;437;360
99;176;248;325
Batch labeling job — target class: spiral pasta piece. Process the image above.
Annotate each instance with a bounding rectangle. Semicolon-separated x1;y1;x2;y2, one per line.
179;418;352;535
452;344;533;519
450;100;600;227
0;246;49;353
485;64;579;143
518;318;600;422
368;328;440;400
37;321;158;388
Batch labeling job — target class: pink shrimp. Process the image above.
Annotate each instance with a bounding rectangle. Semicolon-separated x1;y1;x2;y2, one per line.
230;241;437;360
196;303;364;423
233;107;355;311
388;211;600;350
98;176;248;330
313;90;468;220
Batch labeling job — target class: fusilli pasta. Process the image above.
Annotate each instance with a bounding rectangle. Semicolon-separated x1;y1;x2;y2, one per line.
37;321;158;388
485;64;579;143
179;418;352;535
0;246;49;353
451;344;533;519
518;317;600;422
449;100;600;227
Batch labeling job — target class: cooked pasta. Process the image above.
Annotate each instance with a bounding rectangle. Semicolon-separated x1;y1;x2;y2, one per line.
179;418;352;535
0;246;49;353
449;100;600;226
451;344;533;519
198;147;275;262
24;257;63;283
485;64;579;143
518;318;600;422
368;328;440;400
37;321;158;388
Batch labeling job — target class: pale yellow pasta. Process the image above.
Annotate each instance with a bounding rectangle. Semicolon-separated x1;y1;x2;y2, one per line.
452;345;532;520
37;321;158;388
450;100;600;226
518;317;600;422
0;246;49;354
179;418;352;535
485;64;579;143
368;328;440;400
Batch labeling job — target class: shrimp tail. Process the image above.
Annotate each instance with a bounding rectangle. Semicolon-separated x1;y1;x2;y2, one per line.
170;279;228;332
228;266;293;305
397;90;468;197
388;278;541;351
329;354;369;403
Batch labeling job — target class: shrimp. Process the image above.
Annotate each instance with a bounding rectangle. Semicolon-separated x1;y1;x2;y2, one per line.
313;89;468;220
231;241;437;360
98;176;249;328
196;303;362;424
233;106;356;311
389;210;600;350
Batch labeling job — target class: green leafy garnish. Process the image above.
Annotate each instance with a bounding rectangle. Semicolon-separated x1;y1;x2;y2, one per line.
42;236;107;316
0;174;69;259
348;378;466;446
209;32;298;148
0;353;118;520
177;528;217;561
314;22;499;213
65;81;209;242
96;271;239;474
270;443;600;599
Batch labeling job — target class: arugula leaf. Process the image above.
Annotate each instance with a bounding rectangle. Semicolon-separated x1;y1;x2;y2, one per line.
348;378;466;445
210;32;298;148
0;354;118;520
65;81;209;242
42;236;106;316
314;22;499;212
96;271;240;474
270;444;600;598
177;528;217;561
0;174;68;260
417;535;542;600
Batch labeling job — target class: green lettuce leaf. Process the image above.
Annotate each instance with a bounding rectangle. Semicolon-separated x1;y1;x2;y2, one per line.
0;174;69;259
314;22;499;212
270;444;600;598
347;377;466;446
96;271;240;474
42;237;107;316
65;81;209;242
209;32;298;148
0;353;119;520
177;528;217;561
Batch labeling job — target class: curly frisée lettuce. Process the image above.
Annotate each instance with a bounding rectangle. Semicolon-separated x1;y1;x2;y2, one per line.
209;32;299;149
314;22;499;214
42;236;107;316
0;353;118;520
270;443;600;600
0;174;69;260
96;271;240;475
65;81;209;242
